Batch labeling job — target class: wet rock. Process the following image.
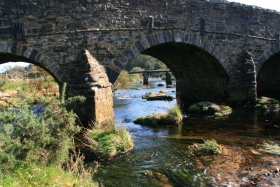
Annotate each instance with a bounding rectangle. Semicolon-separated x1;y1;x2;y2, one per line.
255;96;279;112
159;90;169;93
142;92;174;101
157;83;165;87
188;102;232;117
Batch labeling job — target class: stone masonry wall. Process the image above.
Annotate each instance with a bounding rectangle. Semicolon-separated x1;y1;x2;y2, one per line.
0;0;280;122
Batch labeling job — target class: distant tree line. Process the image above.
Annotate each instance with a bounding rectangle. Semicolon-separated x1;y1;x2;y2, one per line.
125;54;167;72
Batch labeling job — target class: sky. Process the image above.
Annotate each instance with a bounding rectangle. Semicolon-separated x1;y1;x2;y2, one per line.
229;0;280;11
0;0;280;73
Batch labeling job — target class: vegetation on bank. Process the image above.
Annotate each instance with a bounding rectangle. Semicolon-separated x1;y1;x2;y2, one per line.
133;105;183;126
0;89;94;186
0;164;97;187
0;80;134;186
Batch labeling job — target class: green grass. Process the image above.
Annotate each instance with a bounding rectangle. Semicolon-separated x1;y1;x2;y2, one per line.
2;81;26;90
258;141;280;155
134;105;183;126
85;122;134;159
202;139;222;154
167;105;183;123
0;164;97;187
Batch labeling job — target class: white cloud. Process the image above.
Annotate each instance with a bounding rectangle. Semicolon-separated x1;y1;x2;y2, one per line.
0;62;30;73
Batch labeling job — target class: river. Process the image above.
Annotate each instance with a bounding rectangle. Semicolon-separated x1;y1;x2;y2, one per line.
94;79;280;187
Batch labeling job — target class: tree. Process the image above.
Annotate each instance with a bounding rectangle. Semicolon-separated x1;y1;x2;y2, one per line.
112;70;131;92
125;54;166;71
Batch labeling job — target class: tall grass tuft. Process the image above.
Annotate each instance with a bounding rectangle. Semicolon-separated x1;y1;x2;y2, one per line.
0;163;98;187
134;105;183;126
167;105;183;123
202;139;222;154
258;141;280;155
84;121;134;159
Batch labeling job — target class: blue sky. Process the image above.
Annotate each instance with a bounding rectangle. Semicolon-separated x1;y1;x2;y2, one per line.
229;0;280;11
0;0;279;73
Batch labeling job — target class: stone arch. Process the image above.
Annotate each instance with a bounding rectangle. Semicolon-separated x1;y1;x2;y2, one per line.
0;42;63;84
131;31;226;72
110;30;230;108
255;46;279;74
108;30;230;84
0;43;114;125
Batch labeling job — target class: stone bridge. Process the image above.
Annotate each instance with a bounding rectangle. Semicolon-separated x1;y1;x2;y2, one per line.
1;0;280;125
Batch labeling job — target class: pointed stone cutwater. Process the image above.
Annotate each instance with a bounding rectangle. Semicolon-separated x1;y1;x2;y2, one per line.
71;49;114;126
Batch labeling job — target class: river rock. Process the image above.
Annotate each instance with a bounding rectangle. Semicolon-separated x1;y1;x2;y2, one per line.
159;90;169;93
189;101;232;117
255;97;279;112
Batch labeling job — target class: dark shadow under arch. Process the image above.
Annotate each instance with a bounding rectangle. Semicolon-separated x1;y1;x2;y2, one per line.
140;42;229;108
257;52;280;100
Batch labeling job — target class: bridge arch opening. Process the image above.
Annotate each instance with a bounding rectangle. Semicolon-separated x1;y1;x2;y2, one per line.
0;64;61;115
0;50;115;126
0;53;61;84
257;52;280;100
140;42;229;109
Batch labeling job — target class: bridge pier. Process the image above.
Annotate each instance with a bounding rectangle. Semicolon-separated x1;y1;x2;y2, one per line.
67;49;114;126
165;72;172;86
143;72;149;86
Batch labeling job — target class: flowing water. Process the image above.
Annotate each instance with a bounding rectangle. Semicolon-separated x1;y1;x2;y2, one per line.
94;79;280;187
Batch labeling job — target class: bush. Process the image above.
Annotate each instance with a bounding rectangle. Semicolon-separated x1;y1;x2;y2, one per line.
0;90;82;173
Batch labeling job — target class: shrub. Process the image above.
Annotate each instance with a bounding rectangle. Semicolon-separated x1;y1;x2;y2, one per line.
0;89;83;173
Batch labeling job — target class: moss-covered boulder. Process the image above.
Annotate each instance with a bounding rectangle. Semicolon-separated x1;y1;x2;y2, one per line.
189;102;232;117
255;97;279;112
134;105;183;126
